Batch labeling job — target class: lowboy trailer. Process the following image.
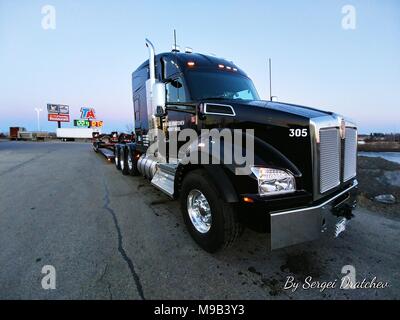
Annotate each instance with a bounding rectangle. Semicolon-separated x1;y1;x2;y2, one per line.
93;132;135;162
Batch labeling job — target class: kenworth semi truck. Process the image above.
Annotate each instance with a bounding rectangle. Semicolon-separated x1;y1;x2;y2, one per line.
112;39;358;253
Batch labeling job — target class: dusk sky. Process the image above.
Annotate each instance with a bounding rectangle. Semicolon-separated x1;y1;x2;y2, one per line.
0;0;399;134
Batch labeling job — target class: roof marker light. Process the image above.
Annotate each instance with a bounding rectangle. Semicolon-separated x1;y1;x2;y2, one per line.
233;68;238;71
218;64;225;69
226;66;232;70
187;61;195;67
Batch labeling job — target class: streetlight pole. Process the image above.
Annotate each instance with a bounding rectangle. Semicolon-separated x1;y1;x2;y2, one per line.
34;108;43;131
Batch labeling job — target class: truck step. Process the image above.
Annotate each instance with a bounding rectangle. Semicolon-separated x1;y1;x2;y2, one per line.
151;163;177;198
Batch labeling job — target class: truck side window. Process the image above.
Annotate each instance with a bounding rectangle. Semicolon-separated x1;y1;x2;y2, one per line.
164;58;180;79
166;77;187;103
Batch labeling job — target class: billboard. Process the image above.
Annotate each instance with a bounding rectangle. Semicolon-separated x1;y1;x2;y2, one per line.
48;114;70;122
47;104;59;114
47;104;70;123
59;105;70;114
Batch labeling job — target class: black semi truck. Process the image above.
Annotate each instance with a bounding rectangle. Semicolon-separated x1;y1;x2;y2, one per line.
111;39;358;253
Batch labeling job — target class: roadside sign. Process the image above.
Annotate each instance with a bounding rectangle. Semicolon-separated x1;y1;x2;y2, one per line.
59;105;70;114
74;119;90;127
47;104;70;126
48;114;70;122
90;120;103;128
73;119;103;128
80;107;96;119
47;104;59;114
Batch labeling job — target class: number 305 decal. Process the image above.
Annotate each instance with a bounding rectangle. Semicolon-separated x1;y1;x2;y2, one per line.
289;128;308;137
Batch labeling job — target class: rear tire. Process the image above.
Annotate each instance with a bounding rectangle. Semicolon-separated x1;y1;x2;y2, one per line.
180;169;242;253
93;142;99;153
127;149;140;176
114;146;121;170
121;147;129;175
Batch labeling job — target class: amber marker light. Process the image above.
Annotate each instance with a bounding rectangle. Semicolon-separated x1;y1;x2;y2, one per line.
218;64;225;69
187;61;195;67
243;197;254;203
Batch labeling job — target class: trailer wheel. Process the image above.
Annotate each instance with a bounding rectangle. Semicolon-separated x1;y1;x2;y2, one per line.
114;146;121;170
127;149;140;176
93;142;99;153
180;169;242;253
121;147;129;175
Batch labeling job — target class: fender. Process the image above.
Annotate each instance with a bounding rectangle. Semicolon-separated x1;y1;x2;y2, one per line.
175;163;239;203
177;130;302;198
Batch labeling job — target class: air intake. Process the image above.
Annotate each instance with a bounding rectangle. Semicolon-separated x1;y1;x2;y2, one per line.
319;128;341;193
204;103;235;116
343;127;357;181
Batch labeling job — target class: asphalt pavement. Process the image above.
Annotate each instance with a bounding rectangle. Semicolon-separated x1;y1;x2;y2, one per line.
0;141;399;299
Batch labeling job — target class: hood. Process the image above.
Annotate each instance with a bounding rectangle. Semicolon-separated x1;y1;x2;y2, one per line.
233;100;332;119
199;99;331;194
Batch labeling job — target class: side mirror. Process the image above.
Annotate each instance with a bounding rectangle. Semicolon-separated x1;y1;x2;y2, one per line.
152;82;166;117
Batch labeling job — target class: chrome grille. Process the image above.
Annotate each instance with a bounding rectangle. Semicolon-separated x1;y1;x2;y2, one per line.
343;127;357;181
319;128;340;193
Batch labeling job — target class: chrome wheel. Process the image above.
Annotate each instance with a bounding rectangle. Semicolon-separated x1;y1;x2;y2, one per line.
187;189;212;233
128;153;133;171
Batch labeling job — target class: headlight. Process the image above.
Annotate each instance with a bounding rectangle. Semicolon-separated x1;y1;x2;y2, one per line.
251;167;296;196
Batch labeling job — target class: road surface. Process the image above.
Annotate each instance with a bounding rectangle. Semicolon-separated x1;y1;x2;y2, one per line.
0;141;399;299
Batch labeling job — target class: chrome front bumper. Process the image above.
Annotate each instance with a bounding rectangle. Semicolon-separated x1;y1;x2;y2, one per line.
269;179;358;250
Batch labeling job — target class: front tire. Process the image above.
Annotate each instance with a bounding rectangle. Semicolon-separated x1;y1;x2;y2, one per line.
180;169;242;253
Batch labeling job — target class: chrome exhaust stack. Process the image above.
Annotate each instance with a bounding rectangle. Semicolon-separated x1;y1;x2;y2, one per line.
144;39;158;147
145;38;156;84
143;39;167;164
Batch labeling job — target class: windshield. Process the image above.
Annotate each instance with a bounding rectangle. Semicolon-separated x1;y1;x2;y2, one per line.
185;71;260;101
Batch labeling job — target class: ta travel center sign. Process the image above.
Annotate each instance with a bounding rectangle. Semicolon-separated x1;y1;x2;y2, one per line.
74;119;104;128
73;108;103;128
80;107;96;119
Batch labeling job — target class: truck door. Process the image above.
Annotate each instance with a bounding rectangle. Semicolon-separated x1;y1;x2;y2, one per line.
133;89;149;148
165;75;197;161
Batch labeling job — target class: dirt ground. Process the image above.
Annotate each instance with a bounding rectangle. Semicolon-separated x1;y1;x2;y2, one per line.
357;156;400;219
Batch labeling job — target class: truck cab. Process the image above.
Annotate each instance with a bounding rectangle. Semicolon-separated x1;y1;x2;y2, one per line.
119;39;358;253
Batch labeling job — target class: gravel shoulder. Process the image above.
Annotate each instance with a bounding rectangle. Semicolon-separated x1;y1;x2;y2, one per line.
357;156;400;219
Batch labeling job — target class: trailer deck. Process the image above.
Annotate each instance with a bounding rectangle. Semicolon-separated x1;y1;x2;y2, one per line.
95;146;115;161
